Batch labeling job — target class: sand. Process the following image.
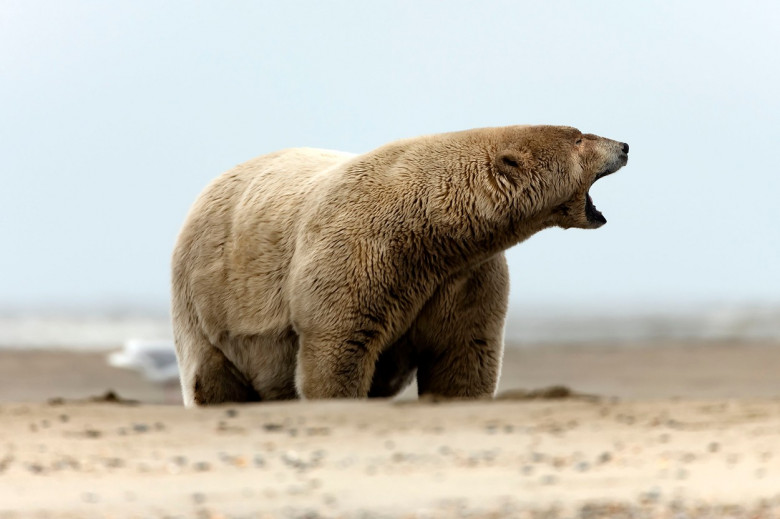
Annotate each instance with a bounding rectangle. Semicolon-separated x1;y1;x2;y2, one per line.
2;340;780;518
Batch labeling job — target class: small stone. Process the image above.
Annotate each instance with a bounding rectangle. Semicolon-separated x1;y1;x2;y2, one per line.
132;423;149;433
598;452;612;464
282;450;303;468
708;442;720;453
105;457;124;468
191;492;206;505
540;474;558;486
640;487;662;504
194;461;211;472
81;492;100;503
311;450;326;464
26;463;45;474
225;408;238;418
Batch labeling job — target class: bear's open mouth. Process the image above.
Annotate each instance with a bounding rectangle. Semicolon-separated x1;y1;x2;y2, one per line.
585;166;619;226
585;192;606;225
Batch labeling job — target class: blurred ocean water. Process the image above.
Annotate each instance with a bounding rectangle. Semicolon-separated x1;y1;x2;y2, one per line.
1;304;779;350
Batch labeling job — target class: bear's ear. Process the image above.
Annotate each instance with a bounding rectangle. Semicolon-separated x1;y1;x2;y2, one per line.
495;150;530;178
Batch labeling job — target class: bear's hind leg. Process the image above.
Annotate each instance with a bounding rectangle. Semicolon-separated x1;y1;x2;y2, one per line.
191;344;262;405
368;334;418;398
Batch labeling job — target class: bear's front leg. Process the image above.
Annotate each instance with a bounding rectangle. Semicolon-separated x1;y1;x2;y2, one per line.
296;329;381;399
413;254;510;398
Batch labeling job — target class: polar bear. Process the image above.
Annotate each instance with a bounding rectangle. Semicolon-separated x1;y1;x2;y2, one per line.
171;125;628;405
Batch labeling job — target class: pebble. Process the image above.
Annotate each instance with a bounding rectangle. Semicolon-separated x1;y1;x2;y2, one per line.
708;441;720;453
305;426;330;436
225;408;238;418
26;462;44;474
282;450;307;469
104;457;124;468
598;452;612;464
540;474;558;486
132;423;149;433
639;487;662;504
81;492;100;504
311;450;326;463
575;461;591;472
194;461;212;472
191;492;207;505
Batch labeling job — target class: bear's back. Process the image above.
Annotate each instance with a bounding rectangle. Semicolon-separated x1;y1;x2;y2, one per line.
172;148;354;338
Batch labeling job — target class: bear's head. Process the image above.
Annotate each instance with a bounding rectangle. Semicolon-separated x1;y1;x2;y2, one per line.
494;126;628;229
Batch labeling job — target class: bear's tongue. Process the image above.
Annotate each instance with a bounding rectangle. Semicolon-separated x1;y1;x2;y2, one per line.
585;192;607;226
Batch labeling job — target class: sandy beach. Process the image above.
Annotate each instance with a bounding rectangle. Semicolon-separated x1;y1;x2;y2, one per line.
2;339;780;518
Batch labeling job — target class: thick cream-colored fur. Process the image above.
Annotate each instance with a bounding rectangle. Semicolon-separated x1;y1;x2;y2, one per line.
171;126;628;405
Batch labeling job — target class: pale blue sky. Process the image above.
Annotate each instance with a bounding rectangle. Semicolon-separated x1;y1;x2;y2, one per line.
1;1;778;311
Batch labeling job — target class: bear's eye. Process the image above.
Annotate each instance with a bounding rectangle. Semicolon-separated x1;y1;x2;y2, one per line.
575;138;583;145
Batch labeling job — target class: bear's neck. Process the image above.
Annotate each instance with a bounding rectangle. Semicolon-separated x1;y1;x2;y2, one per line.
421;200;555;274
411;142;557;273
355;131;557;276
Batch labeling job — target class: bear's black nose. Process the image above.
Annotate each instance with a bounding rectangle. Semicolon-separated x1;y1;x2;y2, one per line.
622;143;629;154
